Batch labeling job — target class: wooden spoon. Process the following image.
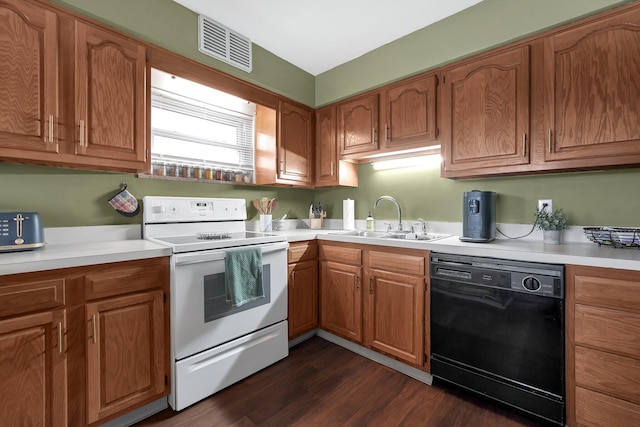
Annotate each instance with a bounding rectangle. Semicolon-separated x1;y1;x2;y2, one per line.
269;199;277;214
252;199;263;214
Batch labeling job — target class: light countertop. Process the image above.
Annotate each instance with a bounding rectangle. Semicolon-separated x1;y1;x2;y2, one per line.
0;239;172;276
279;229;640;271
3;223;640;276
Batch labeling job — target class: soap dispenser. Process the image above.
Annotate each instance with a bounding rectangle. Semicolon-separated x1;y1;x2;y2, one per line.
366;212;374;231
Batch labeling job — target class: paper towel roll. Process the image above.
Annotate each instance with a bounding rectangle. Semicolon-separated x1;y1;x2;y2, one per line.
343;199;355;230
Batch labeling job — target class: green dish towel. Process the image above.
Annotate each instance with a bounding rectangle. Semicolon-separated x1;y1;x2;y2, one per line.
225;247;264;307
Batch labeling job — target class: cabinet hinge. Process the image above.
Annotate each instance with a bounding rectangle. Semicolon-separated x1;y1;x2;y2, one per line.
435;75;439;86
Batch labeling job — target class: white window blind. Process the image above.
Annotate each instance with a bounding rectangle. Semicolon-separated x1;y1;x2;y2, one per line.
150;69;256;180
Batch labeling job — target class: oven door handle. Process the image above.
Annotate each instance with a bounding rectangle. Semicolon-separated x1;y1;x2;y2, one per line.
174;241;289;266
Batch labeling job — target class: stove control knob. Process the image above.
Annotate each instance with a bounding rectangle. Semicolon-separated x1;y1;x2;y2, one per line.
522;276;541;292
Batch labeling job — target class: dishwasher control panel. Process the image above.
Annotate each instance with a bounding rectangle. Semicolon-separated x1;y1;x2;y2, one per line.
430;253;564;298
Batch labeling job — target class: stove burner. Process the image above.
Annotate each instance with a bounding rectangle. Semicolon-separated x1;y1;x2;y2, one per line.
197;232;231;240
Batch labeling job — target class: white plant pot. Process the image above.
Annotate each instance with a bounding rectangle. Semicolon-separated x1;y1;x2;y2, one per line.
543;230;562;245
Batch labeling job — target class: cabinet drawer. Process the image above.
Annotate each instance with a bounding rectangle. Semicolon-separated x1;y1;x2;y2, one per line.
0;278;65;317
85;258;169;300
575;304;640;358
367;250;424;275
320;244;361;265
574;271;640;311
288;241;318;263
576;386;640;427
576;346;640;404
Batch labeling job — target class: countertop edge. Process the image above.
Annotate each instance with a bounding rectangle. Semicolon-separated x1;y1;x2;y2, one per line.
0;240;172;275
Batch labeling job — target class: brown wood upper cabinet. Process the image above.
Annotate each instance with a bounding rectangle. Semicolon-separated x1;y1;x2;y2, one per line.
0;0;59;154
73;22;147;167
0;0;147;173
543;7;640;168
381;73;438;150
338;93;380;156
440;46;531;177
256;100;314;187
276;99;314;185
315;105;358;187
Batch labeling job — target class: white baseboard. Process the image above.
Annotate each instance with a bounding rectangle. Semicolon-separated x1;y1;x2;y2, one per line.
288;330;316;347
316;329;433;385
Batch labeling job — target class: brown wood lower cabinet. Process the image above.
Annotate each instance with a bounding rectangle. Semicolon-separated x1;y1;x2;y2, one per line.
365;248;427;367
287;241;318;339
319;241;428;370
86;290;166;424
566;265;640;427
0;257;169;427
0;309;67;426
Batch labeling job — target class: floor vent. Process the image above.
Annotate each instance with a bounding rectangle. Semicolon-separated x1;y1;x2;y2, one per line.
198;15;252;73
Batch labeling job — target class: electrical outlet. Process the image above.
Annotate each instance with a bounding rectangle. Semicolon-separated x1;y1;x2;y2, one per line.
538;199;552;213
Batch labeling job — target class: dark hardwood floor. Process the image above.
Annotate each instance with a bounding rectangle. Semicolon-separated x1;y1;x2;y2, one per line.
136;336;543;427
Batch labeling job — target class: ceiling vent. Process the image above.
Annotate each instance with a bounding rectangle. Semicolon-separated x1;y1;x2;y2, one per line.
198;15;252;73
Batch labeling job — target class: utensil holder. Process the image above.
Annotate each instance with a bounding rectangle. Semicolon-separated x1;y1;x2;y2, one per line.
259;215;272;232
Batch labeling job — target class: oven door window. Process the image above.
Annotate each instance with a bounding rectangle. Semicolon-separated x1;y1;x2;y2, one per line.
431;279;564;397
203;265;271;322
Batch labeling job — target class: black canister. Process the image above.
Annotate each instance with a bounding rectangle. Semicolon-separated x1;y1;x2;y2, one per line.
460;190;496;242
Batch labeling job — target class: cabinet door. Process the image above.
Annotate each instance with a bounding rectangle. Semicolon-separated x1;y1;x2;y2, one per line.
277;99;313;185
75;22;146;168
441;46;530;176
339;93;379;155
288;260;318;339
315;105;358;188
544;8;640;165
0;310;66;426
315;106;339;186
364;269;424;366
320;261;362;342
0;0;58;153
86;290;166;424
383;74;438;148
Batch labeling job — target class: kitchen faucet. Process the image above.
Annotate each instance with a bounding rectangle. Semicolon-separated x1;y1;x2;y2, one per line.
374;196;403;231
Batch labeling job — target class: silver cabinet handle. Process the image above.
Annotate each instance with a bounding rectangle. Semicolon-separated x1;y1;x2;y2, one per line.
369;277;374;295
91;314;97;344
48;115;54;143
522;133;527;156
548;129;553;153
330;161;334;176
79;120;85;147
385;124;390;141
372;128;377;144
58;321;63;353
355;276;360;291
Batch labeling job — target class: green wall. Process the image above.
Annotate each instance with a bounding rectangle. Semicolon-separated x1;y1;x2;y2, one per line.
316;162;640;228
315;0;631;105
0;164;313;227
3;0;639;229
51;0;316;107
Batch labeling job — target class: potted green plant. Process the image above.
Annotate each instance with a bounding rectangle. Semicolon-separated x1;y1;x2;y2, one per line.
534;207;568;244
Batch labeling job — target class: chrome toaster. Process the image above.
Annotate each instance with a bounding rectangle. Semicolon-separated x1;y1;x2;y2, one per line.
0;212;45;252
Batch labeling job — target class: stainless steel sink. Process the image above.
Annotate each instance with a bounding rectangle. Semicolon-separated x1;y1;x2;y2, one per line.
331;230;392;238
387;232;451;241
329;230;451;242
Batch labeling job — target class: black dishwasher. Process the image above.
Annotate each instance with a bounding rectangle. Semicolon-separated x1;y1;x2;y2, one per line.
430;252;564;425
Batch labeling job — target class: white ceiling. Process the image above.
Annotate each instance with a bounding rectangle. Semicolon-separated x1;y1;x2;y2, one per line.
173;0;483;76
